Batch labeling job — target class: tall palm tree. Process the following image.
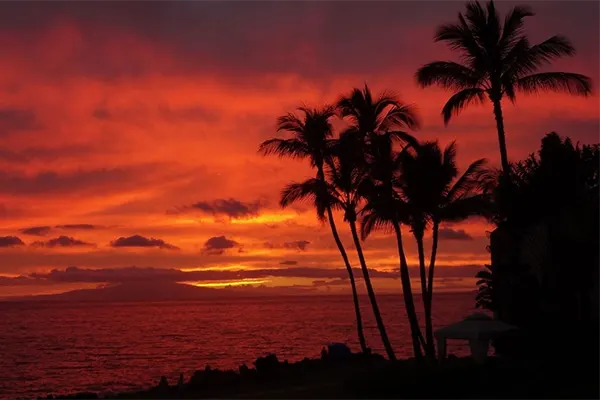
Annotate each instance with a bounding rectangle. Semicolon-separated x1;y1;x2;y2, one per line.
360;133;425;359
397;140;489;357
258;106;368;353
327;133;397;360
415;0;592;177
281;134;396;360
337;84;422;358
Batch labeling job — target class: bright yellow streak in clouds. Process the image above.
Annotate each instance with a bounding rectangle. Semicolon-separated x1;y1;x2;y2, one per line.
170;217;214;225
187;279;268;288
181;265;253;272
230;213;296;225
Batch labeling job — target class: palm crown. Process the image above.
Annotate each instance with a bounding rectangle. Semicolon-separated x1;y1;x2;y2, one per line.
258;106;336;170
416;0;592;124
337;84;420;146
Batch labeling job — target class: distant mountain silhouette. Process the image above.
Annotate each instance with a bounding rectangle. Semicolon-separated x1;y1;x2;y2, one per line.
5;281;315;303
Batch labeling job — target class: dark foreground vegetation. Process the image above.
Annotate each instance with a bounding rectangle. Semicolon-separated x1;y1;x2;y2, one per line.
41;345;598;400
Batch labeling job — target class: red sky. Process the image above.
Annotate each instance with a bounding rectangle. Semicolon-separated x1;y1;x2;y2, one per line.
0;1;598;297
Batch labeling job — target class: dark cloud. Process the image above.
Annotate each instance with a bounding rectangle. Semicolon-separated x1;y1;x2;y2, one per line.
0;236;25;247
280;260;298;266
0;0;450;79
92;105;111;120
31;236;95;248
438;228;473;241
283;240;310;251
0;144;98;165
203;235;238;255
175;198;265;218
91;102;218;124
311;278;349;288
0;166;153;196
0;2;596;83
20;226;52;236
18;224;103;238
0;265;398;286
110;234;179;250
0;108;40;135
55;224;102;230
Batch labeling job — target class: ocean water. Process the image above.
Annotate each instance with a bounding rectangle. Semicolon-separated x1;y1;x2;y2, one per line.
0;292;478;399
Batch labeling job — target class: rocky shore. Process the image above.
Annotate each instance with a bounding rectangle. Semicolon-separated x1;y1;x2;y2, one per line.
32;344;598;400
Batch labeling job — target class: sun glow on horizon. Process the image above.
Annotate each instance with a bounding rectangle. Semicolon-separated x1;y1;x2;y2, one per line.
186;279;268;288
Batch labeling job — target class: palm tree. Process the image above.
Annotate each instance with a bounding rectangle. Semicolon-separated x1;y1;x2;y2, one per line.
336;84;421;359
337;84;420;146
415;0;592;177
360;133;425;359
280;134;396;360
258;106;368;354
396;140;489;357
327;133;397;360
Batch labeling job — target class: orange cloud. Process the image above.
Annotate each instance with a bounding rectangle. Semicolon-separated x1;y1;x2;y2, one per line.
0;1;597;296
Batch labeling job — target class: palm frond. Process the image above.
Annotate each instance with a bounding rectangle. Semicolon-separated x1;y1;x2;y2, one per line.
360;210;393;241
441;88;487;124
416;61;482;90
280;178;335;222
386;131;419;149
258;138;309;159
499;5;534;50
442;141;458;169
447;158;488;201
378;103;421;131
526;35;576;68
504;36;576;80
438;194;490;222
516;72;592;96
276;113;304;134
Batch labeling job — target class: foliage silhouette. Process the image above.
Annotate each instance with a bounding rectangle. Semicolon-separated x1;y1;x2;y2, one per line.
416;0;592;176
483;133;599;357
258;106;368;354
360;132;425;358
336;84;422;359
475;264;495;311
395;140;489;357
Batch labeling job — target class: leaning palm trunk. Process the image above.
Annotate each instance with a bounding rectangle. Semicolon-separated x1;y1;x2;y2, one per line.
349;219;396;360
392;220;424;358
415;234;435;358
325;206;368;353
424;222;440;359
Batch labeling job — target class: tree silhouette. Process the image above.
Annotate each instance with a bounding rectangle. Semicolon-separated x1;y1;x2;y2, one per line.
396;140;489;357
486;133;599;325
336;84;420;359
328;133;397;360
258;106;369;353
360;133;425;359
416;0;592;176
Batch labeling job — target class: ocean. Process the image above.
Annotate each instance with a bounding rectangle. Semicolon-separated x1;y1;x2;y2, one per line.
0;292;478;399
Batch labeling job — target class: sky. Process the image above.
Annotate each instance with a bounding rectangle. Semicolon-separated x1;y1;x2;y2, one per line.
0;1;598;298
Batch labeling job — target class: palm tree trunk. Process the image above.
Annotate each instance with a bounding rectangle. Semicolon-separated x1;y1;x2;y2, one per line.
415;233;434;358
424;221;440;359
492;98;510;177
348;219;396;361
325;206;368;354
392;220;424;358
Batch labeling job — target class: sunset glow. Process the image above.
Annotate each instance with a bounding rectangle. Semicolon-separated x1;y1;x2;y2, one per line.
0;1;597;297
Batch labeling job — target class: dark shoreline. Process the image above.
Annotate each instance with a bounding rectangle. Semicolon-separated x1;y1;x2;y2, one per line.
31;350;599;400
